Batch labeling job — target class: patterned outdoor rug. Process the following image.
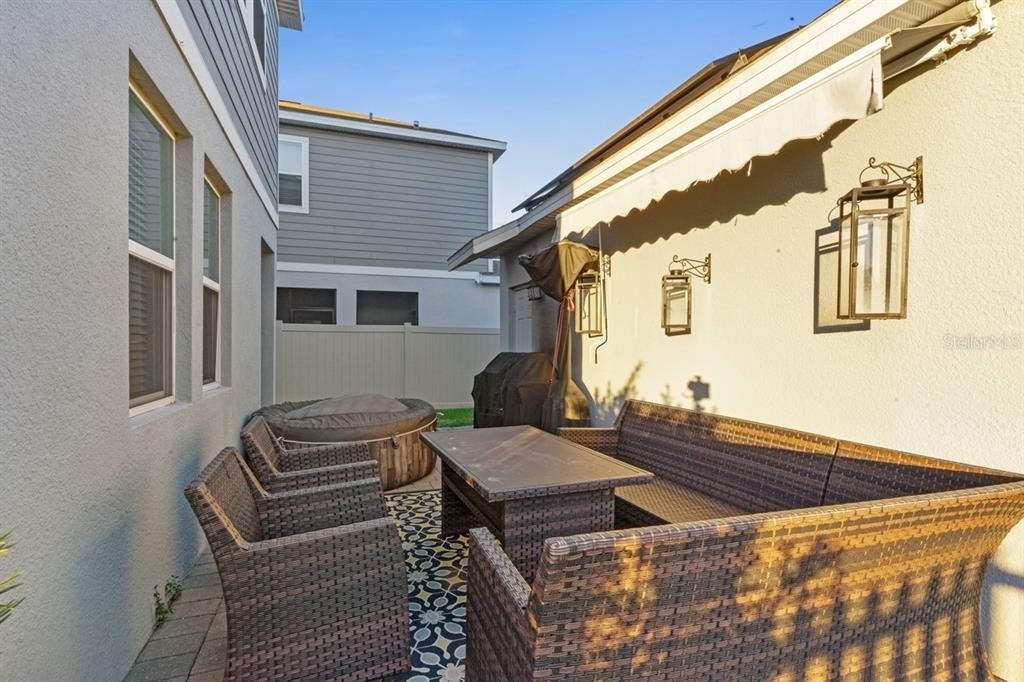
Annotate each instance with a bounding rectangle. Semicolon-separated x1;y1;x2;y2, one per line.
385;490;468;682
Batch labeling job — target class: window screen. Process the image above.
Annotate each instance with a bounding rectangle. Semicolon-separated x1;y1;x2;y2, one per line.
356;291;419;326
202;287;218;384
277;288;336;324
129;257;171;405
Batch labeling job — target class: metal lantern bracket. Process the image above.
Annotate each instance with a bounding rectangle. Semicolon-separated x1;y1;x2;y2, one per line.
668;253;712;284
858;156;924;204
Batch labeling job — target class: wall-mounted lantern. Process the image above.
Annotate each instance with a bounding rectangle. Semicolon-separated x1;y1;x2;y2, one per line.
526;283;543;301
837;156;923;320
662;254;711;334
575;272;602;336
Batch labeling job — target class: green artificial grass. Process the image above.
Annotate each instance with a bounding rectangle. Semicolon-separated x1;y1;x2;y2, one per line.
437;407;473;429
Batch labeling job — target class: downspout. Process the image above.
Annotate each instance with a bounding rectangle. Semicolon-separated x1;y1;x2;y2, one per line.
592;223;610;364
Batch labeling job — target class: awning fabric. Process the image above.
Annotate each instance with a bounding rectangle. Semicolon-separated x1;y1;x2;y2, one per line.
557;38;887;238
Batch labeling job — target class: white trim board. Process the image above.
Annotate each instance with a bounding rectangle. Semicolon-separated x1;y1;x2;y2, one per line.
278;260;497;283
279;109;507;158
153;0;279;228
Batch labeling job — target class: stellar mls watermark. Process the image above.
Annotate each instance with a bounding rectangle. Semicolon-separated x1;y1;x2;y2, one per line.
943;333;1021;351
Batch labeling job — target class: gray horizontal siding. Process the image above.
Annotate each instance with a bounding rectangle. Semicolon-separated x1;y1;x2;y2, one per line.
180;0;279;202
279;123;491;271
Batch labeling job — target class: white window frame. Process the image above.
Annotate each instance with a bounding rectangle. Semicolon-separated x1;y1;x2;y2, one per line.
202;177;222;390
278;134;309;214
237;0;268;91
128;83;176;417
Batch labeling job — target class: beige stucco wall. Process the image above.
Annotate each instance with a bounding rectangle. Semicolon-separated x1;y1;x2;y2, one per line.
509;5;1024;677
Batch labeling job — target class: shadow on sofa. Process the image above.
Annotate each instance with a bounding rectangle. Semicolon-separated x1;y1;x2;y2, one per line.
466;399;1024;681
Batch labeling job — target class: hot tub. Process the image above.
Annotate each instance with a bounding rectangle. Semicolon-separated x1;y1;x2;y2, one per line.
252;395;437;490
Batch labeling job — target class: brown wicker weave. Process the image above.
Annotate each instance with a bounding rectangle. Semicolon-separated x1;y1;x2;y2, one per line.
424;426;652;582
241;415;379;493
561;400;839;526
184;447;409;681
530;401;1024;679
468;479;1024;680
826;439;1021;504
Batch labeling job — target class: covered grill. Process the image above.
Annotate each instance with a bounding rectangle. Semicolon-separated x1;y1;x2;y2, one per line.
471;352;553;429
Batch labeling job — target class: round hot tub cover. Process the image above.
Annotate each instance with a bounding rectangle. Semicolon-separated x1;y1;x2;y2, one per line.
253;394;436;443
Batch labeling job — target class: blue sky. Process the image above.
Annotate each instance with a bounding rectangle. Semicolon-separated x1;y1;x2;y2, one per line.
280;0;836;227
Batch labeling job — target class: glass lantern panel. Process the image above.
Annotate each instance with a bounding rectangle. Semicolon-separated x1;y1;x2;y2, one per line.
837;212;852;319
663;279;690;329
852;210;907;317
575;279;602;334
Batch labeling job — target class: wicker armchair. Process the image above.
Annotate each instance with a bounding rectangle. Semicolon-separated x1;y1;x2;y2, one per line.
184;447;409;682
241;415;378;493
468;479;1024;681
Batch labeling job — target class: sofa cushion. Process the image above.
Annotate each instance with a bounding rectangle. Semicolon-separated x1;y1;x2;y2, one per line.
615;400;838;512
824;440;1021;504
616;478;746;527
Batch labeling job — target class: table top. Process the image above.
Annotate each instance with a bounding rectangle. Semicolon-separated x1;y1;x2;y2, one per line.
420;425;653;502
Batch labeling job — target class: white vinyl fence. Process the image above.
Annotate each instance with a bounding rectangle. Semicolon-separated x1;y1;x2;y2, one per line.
275;322;500;407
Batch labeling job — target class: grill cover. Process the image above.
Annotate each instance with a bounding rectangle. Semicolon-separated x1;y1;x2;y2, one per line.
517;241;596;432
471;352;552;429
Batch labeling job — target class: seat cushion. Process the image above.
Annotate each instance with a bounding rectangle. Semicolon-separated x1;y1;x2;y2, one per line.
615;478;746;528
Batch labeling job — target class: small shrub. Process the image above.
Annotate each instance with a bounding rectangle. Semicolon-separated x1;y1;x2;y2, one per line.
0;530;24;625
153;575;183;629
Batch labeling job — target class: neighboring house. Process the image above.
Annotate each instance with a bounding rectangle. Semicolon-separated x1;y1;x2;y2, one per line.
276;101;506;328
451;0;1024;678
0;0;302;679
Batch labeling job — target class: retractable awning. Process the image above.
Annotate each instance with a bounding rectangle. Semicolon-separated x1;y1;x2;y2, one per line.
448;0;994;270
556;37;887;238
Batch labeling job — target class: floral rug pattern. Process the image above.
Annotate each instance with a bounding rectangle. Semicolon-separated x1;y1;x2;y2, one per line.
386;490;468;682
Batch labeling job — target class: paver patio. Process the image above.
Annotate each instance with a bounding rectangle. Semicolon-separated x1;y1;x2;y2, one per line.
124;464;445;682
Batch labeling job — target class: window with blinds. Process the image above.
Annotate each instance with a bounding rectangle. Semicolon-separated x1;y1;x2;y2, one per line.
128;89;174;410
202;180;221;385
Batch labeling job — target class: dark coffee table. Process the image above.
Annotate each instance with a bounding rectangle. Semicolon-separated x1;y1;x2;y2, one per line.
420;425;653;582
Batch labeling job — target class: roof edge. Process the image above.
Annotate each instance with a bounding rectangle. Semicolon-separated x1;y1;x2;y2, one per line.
279;102;507;159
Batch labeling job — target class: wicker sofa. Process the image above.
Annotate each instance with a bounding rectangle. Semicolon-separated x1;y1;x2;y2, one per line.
185;447;409;682
467;399;1024;680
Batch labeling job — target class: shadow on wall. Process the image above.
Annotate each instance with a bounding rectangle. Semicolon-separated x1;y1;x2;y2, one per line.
813;221;871;335
588;362;643;424
981;562;1024;671
659;375;714;414
583;362;717;423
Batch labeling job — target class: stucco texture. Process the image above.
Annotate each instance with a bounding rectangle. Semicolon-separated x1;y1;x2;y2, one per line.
510;5;1024;678
0;2;277;680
